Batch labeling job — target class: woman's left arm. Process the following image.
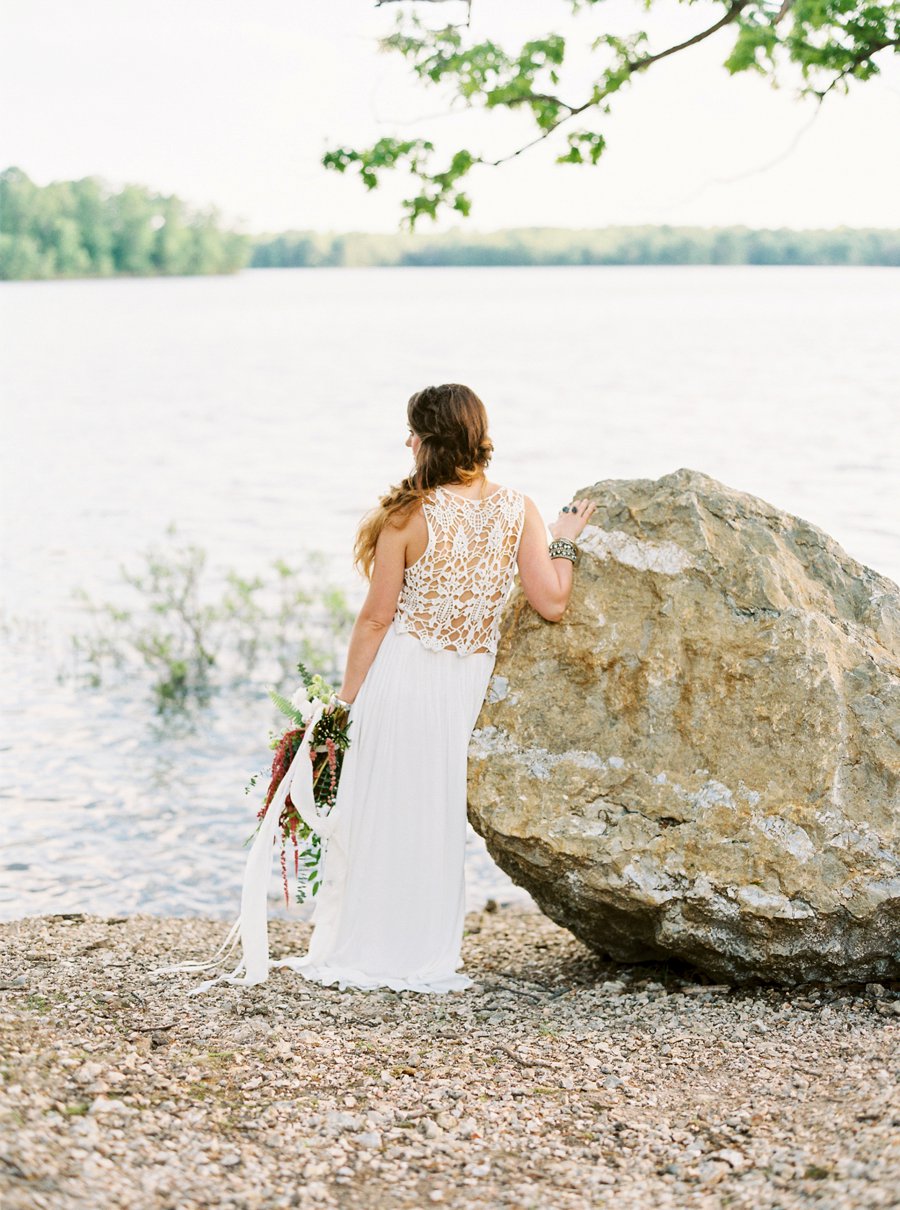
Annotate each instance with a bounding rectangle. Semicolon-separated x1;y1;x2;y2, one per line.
337;518;409;704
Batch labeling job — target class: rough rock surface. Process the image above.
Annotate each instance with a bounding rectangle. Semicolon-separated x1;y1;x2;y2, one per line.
468;467;900;985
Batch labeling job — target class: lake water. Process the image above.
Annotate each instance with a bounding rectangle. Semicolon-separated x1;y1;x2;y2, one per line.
1;265;898;925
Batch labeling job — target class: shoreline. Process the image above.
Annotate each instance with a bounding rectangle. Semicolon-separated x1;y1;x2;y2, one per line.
2;903;898;1209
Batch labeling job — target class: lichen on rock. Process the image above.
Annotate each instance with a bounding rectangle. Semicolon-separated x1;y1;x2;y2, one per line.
467;467;900;984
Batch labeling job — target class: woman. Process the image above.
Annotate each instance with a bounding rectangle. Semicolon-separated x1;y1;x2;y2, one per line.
270;382;596;994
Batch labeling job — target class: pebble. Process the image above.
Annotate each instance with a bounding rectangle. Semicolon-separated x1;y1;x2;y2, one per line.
1;905;898;1210
88;1096;137;1116
355;1131;382;1149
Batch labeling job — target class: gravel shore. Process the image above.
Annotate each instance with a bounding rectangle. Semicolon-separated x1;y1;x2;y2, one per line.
1;903;898;1210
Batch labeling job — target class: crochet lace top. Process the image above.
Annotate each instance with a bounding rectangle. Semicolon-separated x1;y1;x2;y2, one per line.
393;484;526;656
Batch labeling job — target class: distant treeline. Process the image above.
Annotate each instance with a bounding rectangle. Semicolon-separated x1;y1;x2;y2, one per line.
0;167;251;280
3;166;897;280
251;226;900;268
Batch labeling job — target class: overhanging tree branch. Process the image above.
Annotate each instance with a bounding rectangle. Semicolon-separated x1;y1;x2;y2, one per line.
486;0;751;168
633;0;751;70
810;34;900;100
322;0;900;229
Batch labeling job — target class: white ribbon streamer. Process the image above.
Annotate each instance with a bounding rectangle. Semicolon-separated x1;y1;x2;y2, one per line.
150;699;334;995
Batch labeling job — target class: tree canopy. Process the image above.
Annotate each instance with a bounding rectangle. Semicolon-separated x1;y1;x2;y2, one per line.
322;0;900;228
0;167;251;281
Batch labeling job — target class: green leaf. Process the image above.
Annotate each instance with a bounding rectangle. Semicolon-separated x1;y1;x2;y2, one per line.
267;687;307;724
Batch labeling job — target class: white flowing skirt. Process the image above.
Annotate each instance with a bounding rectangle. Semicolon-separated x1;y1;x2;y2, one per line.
272;620;495;994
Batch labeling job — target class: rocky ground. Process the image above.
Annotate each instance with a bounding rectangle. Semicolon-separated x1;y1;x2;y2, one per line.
1;903;898;1210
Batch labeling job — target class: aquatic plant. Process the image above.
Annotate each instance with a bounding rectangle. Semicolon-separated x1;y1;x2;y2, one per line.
68;522;356;713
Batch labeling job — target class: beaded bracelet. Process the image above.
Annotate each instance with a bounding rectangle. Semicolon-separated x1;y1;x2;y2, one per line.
548;537;578;563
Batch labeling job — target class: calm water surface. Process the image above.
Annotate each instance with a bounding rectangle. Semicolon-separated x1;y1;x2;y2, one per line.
1;266;898;924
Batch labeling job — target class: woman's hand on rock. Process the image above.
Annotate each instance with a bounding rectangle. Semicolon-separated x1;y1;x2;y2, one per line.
550;497;596;541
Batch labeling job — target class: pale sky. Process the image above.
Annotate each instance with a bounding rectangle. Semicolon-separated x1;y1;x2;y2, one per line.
3;0;899;233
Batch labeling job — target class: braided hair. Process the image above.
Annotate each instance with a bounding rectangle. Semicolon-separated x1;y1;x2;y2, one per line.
353;383;494;580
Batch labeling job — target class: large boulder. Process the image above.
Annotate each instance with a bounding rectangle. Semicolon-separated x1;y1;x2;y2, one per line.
467;468;900;985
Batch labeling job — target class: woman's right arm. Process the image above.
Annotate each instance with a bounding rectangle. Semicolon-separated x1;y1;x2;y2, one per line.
336;518;408;704
516;495;596;622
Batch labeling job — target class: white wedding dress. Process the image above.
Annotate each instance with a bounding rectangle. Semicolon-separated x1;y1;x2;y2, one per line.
153;483;526;996
277;484;526;993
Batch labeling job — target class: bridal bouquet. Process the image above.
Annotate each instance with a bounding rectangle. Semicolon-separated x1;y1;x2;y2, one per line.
150;663;353;996
246;663;352;906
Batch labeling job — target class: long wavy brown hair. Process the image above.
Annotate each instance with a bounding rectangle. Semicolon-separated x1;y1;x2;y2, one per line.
353;383;494;580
